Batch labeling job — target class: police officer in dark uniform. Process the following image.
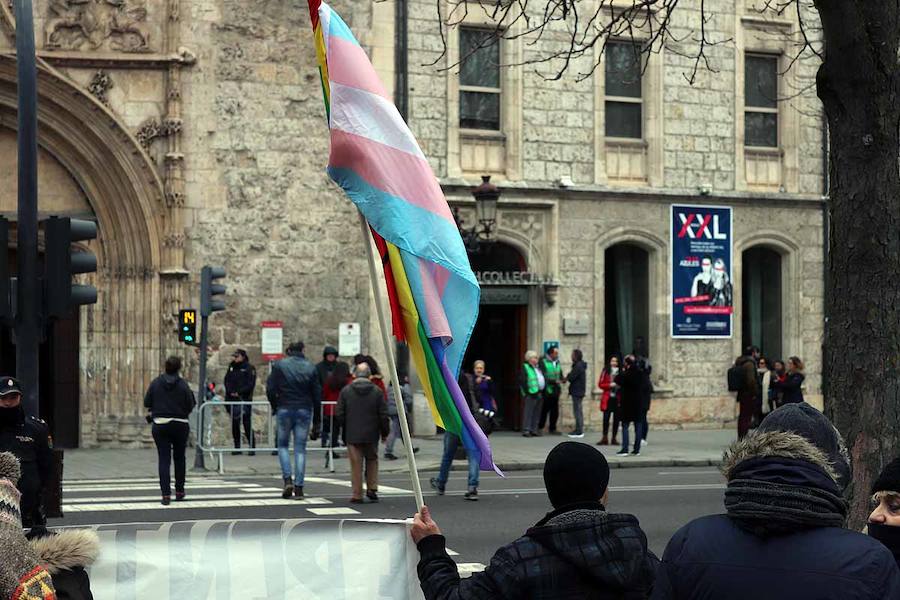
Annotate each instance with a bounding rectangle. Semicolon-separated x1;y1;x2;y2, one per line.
0;377;52;528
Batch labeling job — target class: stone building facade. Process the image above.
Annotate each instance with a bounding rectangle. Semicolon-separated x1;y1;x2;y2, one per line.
0;0;824;446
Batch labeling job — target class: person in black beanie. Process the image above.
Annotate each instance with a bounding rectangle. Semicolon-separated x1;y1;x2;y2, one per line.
868;456;900;568
653;403;900;599
411;442;658;599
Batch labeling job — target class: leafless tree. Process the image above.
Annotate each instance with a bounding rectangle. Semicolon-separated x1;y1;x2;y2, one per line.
436;0;900;528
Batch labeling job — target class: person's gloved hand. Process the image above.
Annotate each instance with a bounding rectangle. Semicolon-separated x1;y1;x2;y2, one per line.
309;423;320;441
145;413;153;424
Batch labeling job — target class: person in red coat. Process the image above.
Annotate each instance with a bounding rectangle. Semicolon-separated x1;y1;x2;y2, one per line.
322;362;352;449
597;356;621;446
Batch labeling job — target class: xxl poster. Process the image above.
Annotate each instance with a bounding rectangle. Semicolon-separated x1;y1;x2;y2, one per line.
671;204;733;338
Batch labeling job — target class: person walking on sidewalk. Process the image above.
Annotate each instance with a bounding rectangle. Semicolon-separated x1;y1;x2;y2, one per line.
337;364;390;503
431;365;482;501
412;442;658;599
565;349;587;438
733;348;760;440
224;349;256;456
597;356;621;446
519;351;545;437
144;356;195;505
538;346;562;435
633;337;652;446
615;356;645;456
266;341;322;500
385;375;419;460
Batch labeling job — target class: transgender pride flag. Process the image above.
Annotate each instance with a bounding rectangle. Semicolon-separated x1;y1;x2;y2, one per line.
307;0;499;473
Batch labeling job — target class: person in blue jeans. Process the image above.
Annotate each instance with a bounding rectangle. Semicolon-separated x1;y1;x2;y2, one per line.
266;341;322;500
430;370;481;500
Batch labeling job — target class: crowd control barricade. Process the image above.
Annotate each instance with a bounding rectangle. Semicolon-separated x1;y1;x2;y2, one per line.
198;400;338;474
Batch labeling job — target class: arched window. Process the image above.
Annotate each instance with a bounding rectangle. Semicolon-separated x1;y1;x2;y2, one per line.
742;246;783;359
605;243;650;359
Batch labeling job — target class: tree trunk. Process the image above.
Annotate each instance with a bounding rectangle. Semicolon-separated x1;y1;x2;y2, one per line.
815;0;900;528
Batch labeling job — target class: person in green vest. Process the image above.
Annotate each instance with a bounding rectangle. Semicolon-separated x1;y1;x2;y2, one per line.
519;351;545;437
538;346;562;435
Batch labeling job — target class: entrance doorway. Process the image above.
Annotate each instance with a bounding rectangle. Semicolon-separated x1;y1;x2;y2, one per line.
742;246;783;359
462;242;528;430
604;243;650;360
0;246;80;447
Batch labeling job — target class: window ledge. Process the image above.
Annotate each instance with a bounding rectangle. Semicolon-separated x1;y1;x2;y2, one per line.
460;129;506;141
741;15;793;29
745;145;782;156
606;137;647;147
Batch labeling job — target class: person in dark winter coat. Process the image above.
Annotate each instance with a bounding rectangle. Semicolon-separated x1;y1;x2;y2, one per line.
224;349;256;455
652;402;900;600
565;349;588;439
0;377;53;529
316;345;347;389
615;356;647;456
412;442;658;599
322;362;352;449
771;355;805;405
267;342;322;500
143;356;196;505
734;350;760;439
868;456;900;569
27;527;100;600
337;364;390;503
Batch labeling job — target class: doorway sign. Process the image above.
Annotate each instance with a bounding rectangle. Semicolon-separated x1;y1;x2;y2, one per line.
670;204;733;338
339;322;361;357
260;321;284;362
543;340;560;355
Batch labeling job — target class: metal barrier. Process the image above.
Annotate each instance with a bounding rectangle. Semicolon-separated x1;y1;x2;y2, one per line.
197;400;339;474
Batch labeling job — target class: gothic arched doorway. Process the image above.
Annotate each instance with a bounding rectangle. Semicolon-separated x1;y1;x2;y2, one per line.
462;242;529;430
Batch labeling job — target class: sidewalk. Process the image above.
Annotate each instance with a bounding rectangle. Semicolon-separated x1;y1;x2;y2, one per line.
62;428;735;480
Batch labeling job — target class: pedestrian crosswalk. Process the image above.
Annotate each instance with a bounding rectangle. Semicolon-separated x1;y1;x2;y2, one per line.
61;477;360;516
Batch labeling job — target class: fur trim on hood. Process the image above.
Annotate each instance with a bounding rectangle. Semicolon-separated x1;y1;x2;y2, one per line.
721;430;840;483
30;529;100;574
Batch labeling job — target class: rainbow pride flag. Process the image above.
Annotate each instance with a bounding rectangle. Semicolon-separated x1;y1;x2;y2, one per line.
307;0;499;473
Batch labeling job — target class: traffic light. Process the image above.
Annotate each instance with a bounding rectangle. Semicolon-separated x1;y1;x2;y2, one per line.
44;216;98;319
179;309;197;344
200;266;226;317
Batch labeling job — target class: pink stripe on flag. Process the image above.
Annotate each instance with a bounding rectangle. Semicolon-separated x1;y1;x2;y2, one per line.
326;34;391;101
329;129;456;226
417;257;452;339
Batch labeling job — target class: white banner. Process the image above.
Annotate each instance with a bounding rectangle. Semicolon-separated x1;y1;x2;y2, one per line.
83;519;425;599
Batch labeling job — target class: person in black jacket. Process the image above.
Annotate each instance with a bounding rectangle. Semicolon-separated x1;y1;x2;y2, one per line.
144;356;196;505
615;356;647;456
771;355;805;405
224;349;256;456
565;349;587;439
412;441;657;599
652;402;900;600
868;456;900;569
0;377;53;528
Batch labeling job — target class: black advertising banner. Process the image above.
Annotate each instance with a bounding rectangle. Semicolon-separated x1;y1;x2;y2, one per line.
671;204;733;338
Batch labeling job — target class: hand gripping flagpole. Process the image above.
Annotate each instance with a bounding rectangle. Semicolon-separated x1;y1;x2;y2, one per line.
358;212;425;511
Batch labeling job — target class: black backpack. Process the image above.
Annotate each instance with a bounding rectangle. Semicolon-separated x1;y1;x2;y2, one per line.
727;365;743;392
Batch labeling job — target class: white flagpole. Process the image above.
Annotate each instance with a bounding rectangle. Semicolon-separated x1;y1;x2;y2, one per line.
358;212;425;511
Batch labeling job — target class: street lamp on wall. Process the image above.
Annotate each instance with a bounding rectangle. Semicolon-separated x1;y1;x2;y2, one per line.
455;175;500;253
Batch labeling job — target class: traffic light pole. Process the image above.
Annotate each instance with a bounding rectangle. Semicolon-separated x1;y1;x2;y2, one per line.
15;0;40;418
192;313;209;470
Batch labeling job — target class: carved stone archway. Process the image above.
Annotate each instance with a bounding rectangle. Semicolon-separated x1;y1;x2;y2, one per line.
0;55;167;445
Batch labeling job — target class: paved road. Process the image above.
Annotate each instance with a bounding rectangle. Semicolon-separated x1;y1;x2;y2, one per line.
52;465;725;566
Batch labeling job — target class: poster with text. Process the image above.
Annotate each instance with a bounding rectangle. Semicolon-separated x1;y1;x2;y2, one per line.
671;204;733;338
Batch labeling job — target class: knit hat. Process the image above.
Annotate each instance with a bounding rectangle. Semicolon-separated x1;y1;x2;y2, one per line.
0;452;56;599
871;457;900;495
757;402;851;490
543;442;611;509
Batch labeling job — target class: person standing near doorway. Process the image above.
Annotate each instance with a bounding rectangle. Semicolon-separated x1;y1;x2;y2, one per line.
266;341;322;500
538;346;562;435
597;355;621;446
565;349;587;438
224;349;256;456
519;351;545;437
0;377;52;527
615;356;645;456
144;357;195;505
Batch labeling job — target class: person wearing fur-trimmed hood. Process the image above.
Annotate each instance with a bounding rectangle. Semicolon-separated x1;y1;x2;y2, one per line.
26;526;100;600
652;402;900;599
